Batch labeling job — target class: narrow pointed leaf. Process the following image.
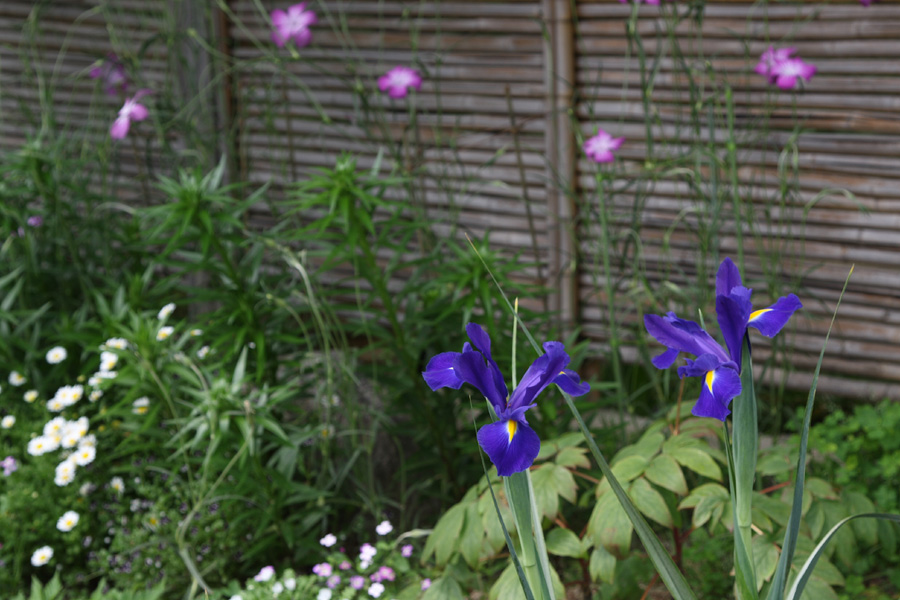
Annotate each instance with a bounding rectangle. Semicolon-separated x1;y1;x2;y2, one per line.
786;513;900;600
767;267;853;600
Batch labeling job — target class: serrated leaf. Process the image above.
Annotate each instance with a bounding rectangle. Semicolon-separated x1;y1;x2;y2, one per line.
588;489;633;557
590;546;617;584
552;464;577;504
645;454;688;495
489;562;565;600
423;503;466;566
556;446;590;469
805;478;837;500
531;463;560;520
844;492;877;545
459;504;483;567
545;528;585;558
752;535;779;591
423;576;465;600
667;446;722;481
629;478;672;528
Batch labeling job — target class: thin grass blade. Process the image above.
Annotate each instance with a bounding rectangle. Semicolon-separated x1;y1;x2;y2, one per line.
766;267;853;599
786;514;900;600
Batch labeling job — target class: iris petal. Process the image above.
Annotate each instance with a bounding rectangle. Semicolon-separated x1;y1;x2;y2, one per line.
465;323;509;402
691;366;741;421
554;368;591;396
422;352;463;391
716;291;753;367
476;417;541;476
508;341;570;410
748;294;802;337
453;351;507;411
716;257;743;297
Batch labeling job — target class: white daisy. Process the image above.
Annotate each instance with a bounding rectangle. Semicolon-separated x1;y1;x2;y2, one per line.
43;417;66;437
158;303;176;320
99;351;118;372
46;346;67;364
46;397;66;412
73;445;96;467
9;371;26;386
110;476;124;494
54;461;76;486
102;337;129;350
56;510;80;532
156;326;174;341
1;415;15;429
28;436;51;456
89;389;103;402
197;345;210;359
132;397;150;415
190;328;203;337
78;434;97;449
24;390;38;403
31;546;53;567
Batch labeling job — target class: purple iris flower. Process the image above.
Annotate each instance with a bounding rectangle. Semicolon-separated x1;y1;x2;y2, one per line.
715;257;802;368
422;323;590;476
644;258;802;421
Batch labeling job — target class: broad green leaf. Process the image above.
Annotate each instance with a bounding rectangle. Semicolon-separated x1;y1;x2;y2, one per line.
552;464;577;504
629;478;672;528
667;446;722;481
645;454;688;495
752;535;779;592
556;446;590;470
423;503;466;566
678;482;729;509
805;478;838;500
590;546;617;584
531;464;560;521
845;492;877;545
490;562;565;600
798;576;839;600
545;528;585;558
597;455;649;495
423;576;465;600
588;490;633;557
459;504;484;567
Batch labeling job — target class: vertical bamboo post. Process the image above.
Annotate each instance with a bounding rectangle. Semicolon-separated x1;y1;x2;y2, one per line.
542;0;578;330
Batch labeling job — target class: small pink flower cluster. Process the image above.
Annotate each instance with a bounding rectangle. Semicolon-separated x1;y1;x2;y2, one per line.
755;46;817;91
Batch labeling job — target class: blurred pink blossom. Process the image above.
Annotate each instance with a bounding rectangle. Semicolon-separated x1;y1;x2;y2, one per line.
583;129;625;163
110;90;150;140
271;3;317;48
90;54;128;95
378;66;422;99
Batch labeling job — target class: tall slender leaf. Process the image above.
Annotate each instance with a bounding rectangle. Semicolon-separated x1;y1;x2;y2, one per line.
766;268;853;599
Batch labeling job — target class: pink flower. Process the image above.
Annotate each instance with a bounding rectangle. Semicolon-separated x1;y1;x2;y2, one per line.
583;129;625;163
755;47;815;90
401;544;413;557
619;0;660;4
271;3;317;48
27;216;43;227
771;57;816;90
754;46;796;82
254;565;275;582
421;578;432;590
378;66;422;99
859;0;876;5
377;566;395;582
90;54;128;96
338;560;351;570
349;575;365;590
312;562;333;577
110;90;150;140
326;575;341;588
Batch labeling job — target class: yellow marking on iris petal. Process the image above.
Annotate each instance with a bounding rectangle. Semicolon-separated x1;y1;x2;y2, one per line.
705;370;716;393
507;420;517;443
749;308;771;322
